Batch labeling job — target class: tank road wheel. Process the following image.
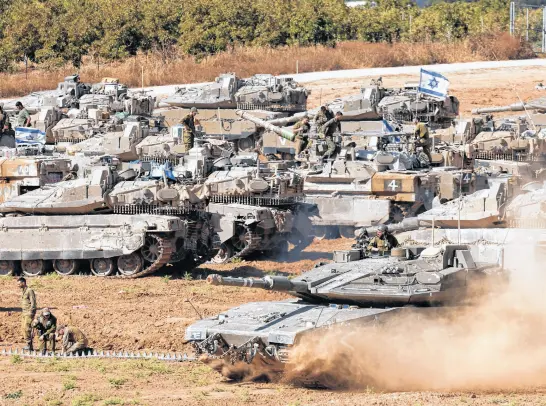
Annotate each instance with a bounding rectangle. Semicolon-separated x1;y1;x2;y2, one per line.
387;204;407;224
21;260;46;277
312;226;327;240
0;260;17;276
232;225;251;252
237;136;255;152
211;243;234;264
141;235;163;263
338;226;355;239
90;258;115;277
117;253;143;276
53;259;78;276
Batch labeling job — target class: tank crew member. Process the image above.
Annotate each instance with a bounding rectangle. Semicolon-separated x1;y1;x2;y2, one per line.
180;107;199;152
18;277;37;351
2;122;15;137
32;308;57;354
57;325;89;355
413;118;432;163
293;115;311;155
322;111;343;159
15;101;31;127
314;106;334;136
367;225;399;253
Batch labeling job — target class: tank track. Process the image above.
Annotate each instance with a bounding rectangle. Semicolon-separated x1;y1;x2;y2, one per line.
231;224;262;259
113;234;174;279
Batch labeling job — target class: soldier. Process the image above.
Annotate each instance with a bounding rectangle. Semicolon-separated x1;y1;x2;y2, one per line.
413;118;432;163
367;225;399;254
292;115;311;155
32;308;57;354
57;325;89;355
180;107;199;151
18;277;37;350
15;101;31;127
314;105;334;136
321;111;343;159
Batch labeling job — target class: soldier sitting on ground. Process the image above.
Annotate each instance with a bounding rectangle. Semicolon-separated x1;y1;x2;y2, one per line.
32;308;57;355
367;225;399;254
57;325;89;355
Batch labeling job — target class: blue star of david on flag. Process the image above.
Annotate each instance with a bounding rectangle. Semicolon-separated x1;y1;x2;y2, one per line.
418;68;450;99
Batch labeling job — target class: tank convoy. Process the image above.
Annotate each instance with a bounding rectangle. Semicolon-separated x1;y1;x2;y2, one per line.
162;73;308;112
185;243;506;376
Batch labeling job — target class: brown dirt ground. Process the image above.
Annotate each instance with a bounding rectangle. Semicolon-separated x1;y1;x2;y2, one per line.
2;66;546;405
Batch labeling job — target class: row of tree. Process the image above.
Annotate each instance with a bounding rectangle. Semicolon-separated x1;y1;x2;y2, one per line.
0;0;524;70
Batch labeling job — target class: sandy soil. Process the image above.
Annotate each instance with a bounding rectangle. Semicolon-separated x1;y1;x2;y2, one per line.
2;66;546;405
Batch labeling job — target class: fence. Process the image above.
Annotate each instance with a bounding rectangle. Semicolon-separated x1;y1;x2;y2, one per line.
510;2;546;52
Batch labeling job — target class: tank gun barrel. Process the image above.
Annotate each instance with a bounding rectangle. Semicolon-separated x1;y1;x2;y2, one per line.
471;103;527;114
266;112;315;127
207;274;308;292
363;218;420;236
236;110;295;142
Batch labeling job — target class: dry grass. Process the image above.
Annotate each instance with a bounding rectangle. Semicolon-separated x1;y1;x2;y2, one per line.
0;34;533;99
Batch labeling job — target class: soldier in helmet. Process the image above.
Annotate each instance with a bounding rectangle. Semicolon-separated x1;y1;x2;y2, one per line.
57;325;89;355
180;107;199;152
321;111;343;159
32;308;57;354
367;225;399;254
292;115;311;155
314;105;334;136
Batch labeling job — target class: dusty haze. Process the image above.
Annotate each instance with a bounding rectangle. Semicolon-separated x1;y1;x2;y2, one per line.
286;243;546;391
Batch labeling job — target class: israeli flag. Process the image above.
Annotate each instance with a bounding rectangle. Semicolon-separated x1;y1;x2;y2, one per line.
14;127;46;145
418;68;449;99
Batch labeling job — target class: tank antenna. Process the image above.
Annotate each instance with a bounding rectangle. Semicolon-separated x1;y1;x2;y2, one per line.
431;216;435;247
184;298;203;320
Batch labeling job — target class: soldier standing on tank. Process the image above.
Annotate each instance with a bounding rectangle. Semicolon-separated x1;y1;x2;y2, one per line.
413;118;432;163
57;325;89;355
292;115;311;155
18;277;37;351
314;106;334;137
180;107;199;152
15;102;31;127
367;225;399;254
322;111;343;159
32;308;57;355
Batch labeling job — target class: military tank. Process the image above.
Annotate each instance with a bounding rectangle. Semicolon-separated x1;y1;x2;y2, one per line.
185;244;506;381
0;159;216;276
323;78;459;129
162;73;308;112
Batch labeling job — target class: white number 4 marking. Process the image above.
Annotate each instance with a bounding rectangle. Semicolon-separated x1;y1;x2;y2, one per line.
388;180;399;191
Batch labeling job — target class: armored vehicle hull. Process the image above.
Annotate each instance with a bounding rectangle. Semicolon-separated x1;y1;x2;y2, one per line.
186;245;505;382
0;214;181;278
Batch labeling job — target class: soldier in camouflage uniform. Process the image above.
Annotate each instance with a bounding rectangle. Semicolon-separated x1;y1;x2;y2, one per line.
413;118;432;163
314;106;334;137
180;107;199;152
18;277;37;351
32;308;57;354
321;111;343;159
367;225;399;254
292;115;311;155
57;325;89;355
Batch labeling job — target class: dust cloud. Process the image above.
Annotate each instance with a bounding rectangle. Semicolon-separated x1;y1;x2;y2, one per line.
285;243;546;391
